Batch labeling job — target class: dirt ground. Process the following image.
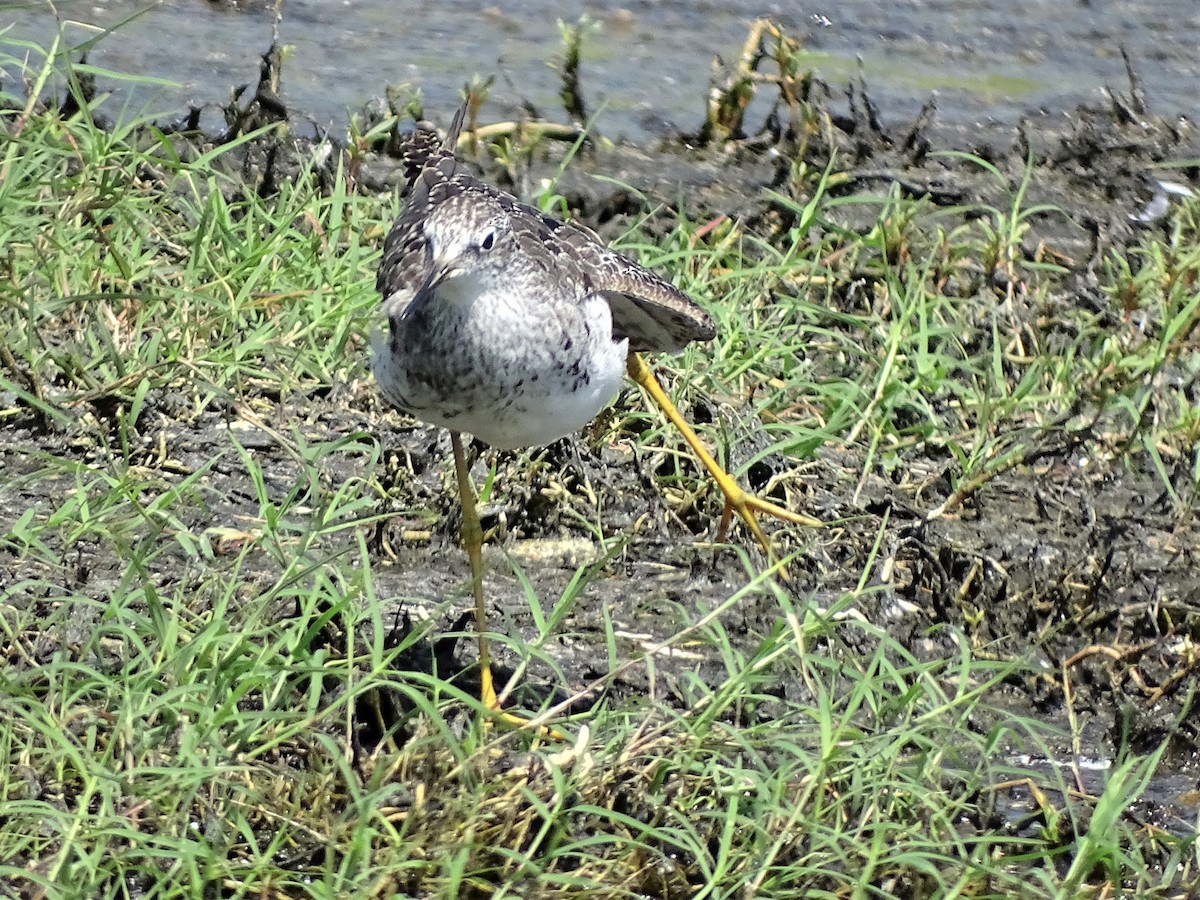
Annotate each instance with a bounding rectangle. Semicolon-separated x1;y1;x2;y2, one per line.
4;57;1199;843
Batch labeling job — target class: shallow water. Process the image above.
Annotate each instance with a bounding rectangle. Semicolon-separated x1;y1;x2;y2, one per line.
3;0;1198;135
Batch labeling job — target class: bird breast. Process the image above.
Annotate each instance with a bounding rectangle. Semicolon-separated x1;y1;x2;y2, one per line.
374;278;629;449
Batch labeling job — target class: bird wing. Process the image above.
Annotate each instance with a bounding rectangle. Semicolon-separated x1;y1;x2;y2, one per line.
376;194;430;314
508;210;715;353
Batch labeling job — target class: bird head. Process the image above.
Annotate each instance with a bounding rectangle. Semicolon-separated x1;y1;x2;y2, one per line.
423;194;509;289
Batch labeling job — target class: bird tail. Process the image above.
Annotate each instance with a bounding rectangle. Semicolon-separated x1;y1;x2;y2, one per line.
399;98;469;191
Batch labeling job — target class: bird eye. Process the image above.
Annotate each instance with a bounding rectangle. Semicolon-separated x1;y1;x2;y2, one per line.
480;231;496;251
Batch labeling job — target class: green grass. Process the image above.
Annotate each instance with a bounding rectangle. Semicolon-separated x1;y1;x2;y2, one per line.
2;29;1198;899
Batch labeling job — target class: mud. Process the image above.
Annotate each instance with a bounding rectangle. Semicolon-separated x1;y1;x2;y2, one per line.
3;46;1199;849
354;71;1200;803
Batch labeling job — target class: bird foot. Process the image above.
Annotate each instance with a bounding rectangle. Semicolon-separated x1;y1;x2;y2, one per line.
716;485;822;552
478;664;566;740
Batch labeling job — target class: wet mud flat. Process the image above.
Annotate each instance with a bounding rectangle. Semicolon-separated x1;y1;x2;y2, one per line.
3;31;1199;894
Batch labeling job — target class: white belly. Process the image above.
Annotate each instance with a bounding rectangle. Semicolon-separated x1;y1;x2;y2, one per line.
372;285;628;449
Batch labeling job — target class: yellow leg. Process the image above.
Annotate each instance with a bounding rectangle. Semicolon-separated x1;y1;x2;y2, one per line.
450;431;565;739
625;353;821;557
450;431;500;711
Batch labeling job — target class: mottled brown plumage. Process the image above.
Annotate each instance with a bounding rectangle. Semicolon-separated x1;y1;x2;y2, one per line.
372;101;714;449
376;103;713;355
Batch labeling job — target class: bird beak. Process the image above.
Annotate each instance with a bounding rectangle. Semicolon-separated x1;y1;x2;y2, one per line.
416;257;456;298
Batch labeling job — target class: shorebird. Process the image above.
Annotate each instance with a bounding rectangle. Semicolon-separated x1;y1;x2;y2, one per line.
373;99;818;719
